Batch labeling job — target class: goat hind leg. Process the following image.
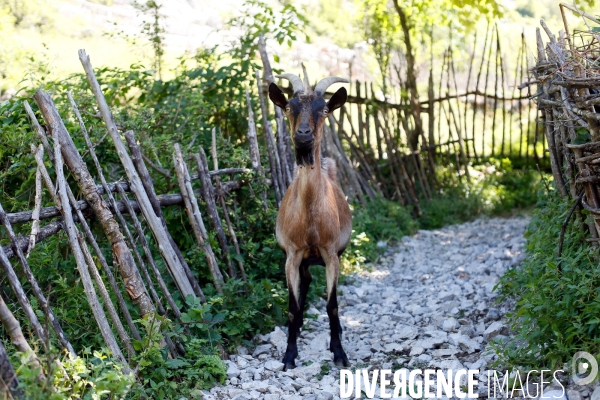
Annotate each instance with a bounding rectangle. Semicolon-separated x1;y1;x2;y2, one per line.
283;251;303;370
321;249;350;367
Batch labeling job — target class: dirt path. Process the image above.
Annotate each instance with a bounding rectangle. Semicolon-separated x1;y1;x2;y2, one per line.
204;216;530;400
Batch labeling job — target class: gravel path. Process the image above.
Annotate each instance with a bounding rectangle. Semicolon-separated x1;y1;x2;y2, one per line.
204;216;529;400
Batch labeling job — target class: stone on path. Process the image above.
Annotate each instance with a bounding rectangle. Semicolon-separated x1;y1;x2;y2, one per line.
213;217;532;399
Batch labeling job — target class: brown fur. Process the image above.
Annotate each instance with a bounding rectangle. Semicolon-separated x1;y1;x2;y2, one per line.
271;85;352;369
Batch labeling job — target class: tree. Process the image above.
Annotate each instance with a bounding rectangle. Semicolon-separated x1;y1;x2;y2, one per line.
358;0;502;149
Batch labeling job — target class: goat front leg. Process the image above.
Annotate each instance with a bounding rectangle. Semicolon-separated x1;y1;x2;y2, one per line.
283;250;304;370
321;248;350;367
296;261;312;335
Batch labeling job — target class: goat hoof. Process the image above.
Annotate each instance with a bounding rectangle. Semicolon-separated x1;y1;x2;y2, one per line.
283;360;296;371
333;349;350;367
334;356;350;368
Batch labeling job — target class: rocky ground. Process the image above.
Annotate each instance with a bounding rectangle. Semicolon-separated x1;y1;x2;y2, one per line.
202;216;539;400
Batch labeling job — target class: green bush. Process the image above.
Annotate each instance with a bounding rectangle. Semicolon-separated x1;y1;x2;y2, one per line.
496;188;600;370
15;348;133;399
346;197;418;266
419;158;541;229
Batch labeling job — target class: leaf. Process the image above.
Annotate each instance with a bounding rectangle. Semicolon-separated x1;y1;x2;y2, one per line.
166;358;190;369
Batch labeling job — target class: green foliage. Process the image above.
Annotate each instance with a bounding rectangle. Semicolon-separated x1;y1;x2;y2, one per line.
495;188;600;370
228;0;308;60
15;348;133;399
129;316;227;399
133;1;166;79
420;158;542;229
344;197;418;268
180;279;288;352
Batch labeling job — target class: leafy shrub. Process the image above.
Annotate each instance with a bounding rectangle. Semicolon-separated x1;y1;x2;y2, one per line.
420;158;541;229
346;197;418;265
15;348;133;399
496;188;600;370
129;315;227;400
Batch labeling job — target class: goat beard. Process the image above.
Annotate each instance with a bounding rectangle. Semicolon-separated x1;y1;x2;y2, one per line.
295;146;314;166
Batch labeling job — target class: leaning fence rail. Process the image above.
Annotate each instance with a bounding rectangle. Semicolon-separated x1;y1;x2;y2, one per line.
0;24;543;381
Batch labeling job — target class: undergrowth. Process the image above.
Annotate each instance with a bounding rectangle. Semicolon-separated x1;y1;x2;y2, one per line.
495;187;600;371
420;157;541;229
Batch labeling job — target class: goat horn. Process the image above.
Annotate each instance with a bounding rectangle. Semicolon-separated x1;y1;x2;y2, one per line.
275;73;304;94
314;77;349;95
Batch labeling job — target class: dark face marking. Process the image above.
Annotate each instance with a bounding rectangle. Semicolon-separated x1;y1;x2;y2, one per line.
268;83;348;166
283;93;327;166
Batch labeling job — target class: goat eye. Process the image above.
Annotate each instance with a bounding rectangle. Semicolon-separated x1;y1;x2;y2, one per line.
285;106;291;113
322;108;329;116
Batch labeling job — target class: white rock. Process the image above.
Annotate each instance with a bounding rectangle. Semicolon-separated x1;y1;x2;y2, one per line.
228;388;245;397
282;395;302;400
568;389;583;400
484;321;507;341
241;380;269;393
296;362;322;379
317;392;333;400
385;343;403;352
237;357;248;368
226;361;240;378
441;317;460;332
264;360;285;372
542;389;567;400
409;346;424;356
270;326;287;354
252;344;272;357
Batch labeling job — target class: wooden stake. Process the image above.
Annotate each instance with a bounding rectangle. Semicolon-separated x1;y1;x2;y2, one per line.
0;234;48;350
33;90;156;317
115;184;189;314
78;50;197;301
257;34;295;174
0;294;43;376
173;144;224;293
25;166;43;258
211;130;247;281
77;233;136;359
473;25;491;160
52;139;128;368
256;70;287;197
66;92;143;339
482;26;494;158
0;201;75;355
123;130;205;299
195;147;236;279
32;147;139;355
245;90;269;209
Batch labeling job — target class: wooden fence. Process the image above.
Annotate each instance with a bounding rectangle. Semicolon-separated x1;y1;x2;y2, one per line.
273;25;546;209
0;25;545;391
531;4;600;252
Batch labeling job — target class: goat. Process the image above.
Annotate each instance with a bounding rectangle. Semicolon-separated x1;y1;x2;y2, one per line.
269;74;352;370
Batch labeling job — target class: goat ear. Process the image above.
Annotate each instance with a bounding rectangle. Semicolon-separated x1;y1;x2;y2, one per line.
326;87;347;113
268;83;289;109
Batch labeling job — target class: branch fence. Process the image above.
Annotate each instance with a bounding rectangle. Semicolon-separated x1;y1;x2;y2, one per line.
0;23;544;390
530;4;600;253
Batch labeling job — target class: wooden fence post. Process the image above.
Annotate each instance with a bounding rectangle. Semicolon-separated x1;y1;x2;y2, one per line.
33;90;156;317
78;50;198;301
52;141;128;368
173;144;225;293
